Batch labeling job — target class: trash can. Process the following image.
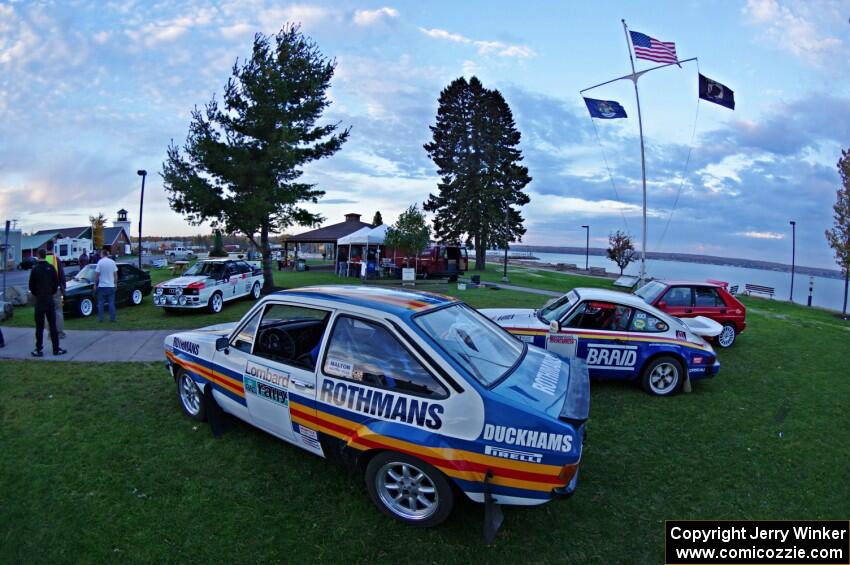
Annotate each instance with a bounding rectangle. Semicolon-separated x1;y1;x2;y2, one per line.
296;259;306;272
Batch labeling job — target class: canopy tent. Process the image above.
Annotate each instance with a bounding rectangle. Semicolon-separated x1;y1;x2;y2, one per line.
337;225;389;277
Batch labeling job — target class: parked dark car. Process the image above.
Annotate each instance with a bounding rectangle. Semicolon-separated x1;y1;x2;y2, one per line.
18;256;36;270
64;263;152;317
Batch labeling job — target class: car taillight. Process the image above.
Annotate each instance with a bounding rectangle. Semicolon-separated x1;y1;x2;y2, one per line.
558;463;578;482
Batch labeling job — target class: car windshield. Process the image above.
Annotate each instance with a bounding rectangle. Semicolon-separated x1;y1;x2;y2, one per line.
539;290;579;323
74;265;97;282
184;262;225;277
415;304;524;386
634;281;667;303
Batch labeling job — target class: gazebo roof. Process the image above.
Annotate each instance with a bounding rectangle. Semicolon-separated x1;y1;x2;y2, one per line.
286;213;372;244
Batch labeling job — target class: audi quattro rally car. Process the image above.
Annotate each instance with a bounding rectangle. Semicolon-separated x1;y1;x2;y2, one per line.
153;259;263;313
482;288;723;396
164;285;589;527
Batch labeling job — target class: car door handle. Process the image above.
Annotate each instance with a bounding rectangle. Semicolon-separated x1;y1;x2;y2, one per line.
685;309;693;313
720;309;727;314
290;378;314;390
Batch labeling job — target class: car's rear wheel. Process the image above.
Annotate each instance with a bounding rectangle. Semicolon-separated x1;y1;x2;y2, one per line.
177;371;206;421
251;282;261;300
208;292;223;313
79;297;93;317
717;323;737;348
130;288;144;305
365;451;454;527
641;356;683;396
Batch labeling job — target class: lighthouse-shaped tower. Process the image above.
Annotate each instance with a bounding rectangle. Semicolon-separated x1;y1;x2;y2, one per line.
113;209;131;237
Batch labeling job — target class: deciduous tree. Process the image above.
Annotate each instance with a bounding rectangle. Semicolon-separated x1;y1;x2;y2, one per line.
161;25;349;292
826;149;850;317
89;213;106;251
384;204;431;259
424;77;531;270
607;230;636;275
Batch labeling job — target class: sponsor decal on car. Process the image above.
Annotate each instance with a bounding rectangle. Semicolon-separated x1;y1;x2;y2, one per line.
532;355;562;396
549;335;576;344
484;445;543;463
325;357;353;379
482;424;573;453
245;360;290;388
172;337;200;356
586;344;637;369
244;375;288;406
319;379;444;430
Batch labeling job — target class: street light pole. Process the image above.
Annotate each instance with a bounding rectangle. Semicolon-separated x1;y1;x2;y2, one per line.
789;220;796;302
137;170;147;270
502;199;510;283
581;225;589;271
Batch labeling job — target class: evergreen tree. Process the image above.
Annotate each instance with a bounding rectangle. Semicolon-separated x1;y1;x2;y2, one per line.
372;211;383;226
826;149;850;317
161;25;349;292
210;229;227;257
424;76;531;270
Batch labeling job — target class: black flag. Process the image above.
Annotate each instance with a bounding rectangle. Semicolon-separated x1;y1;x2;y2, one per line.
699;73;735;110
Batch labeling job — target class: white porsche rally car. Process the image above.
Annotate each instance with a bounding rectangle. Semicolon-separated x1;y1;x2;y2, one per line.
153;259;264;313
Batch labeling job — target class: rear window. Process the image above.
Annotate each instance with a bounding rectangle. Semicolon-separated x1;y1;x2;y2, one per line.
416;304;524;387
634;281;666;303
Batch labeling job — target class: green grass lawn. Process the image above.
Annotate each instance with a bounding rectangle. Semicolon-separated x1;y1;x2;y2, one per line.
2;294;848;563
474;262;618;293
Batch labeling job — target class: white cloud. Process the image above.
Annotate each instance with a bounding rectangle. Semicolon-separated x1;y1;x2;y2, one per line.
743;0;842;64
737;230;785;239
526;193;663;218
220;22;254;39
260;5;330;31
353;7;399;26
418;27;535;59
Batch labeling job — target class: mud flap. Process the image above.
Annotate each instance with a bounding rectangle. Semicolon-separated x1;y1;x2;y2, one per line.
483;470;504;544
682;372;693;394
203;385;232;437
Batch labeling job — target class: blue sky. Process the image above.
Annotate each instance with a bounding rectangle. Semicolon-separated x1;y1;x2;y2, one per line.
0;0;848;268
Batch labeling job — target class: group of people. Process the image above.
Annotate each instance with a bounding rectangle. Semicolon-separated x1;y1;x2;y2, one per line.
27;242;118;357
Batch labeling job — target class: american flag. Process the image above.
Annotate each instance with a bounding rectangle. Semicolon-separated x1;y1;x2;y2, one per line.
629;30;678;64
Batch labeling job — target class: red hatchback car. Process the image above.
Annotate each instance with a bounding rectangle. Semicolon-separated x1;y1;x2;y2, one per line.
634;280;746;348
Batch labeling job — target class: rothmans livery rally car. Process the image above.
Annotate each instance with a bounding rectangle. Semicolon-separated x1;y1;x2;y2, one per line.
153;259;263;313
482;288;723;396
164;286;589;527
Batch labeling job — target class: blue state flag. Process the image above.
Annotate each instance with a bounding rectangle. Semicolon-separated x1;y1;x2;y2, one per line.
584;97;628;119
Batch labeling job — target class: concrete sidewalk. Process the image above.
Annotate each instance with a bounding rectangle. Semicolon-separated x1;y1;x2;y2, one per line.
0;327;172;362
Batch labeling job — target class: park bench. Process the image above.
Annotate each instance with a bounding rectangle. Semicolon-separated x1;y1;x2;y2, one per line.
744;283;775;298
728;284;739;295
589;266;606;276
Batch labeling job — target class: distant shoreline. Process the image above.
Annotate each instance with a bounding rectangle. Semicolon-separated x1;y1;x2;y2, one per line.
508;245;846;281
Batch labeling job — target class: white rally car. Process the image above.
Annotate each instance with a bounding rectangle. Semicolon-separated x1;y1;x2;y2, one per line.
164;286;589;528
153;259;263;313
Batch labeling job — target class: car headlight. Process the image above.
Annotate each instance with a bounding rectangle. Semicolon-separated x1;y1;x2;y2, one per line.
168;296;177;305
175;287;183;296
155;287;163;296
178;296;187;305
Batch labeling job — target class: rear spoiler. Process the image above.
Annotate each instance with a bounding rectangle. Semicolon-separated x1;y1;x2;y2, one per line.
559;356;590;425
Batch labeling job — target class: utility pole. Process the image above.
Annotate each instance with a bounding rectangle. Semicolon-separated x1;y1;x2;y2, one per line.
137;170;147;270
502;200;510;282
581;225;590;270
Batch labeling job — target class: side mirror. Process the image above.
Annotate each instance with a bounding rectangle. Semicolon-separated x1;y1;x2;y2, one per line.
215;337;230;351
657;301;667;310
549;320;560;333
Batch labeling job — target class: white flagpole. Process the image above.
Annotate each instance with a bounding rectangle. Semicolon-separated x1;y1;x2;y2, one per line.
622;19;648;283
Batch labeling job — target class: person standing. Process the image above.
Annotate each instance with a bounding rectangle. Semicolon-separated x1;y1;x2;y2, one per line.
78;249;89;269
29;249;66;357
95;248;118;322
44;239;67;339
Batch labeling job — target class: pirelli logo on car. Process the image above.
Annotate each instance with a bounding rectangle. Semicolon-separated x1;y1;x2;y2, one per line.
484;445;543;463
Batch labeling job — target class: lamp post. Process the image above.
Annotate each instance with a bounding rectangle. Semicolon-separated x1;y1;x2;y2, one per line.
502;199;511;283
581;225;590;271
789;220;796;302
137;170;147;269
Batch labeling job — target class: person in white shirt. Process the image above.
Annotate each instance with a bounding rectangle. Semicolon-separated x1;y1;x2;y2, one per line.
95;248;118;322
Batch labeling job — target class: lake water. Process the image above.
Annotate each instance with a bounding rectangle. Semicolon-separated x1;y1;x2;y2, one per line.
519;251;848;313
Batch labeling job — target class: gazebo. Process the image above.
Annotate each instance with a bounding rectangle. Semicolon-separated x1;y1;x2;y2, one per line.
283;213;373;268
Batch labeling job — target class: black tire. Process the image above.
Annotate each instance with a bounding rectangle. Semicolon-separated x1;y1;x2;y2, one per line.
176;370;206;422
78;297;94;317
640;355;683;396
365;451;454;527
208;292;224;314
716;323;737;348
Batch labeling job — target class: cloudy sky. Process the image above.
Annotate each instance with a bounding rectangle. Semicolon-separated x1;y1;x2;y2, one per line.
0;0;848;268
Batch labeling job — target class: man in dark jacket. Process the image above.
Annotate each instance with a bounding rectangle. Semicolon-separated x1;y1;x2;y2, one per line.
29;249;66;357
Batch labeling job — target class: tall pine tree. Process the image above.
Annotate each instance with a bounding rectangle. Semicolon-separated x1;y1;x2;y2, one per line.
162;25;349;292
424;76;530;270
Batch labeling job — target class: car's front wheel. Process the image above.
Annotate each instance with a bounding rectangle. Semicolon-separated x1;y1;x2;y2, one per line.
208;292;223;313
79;297;94;317
251;282;261;300
641;356;683;396
130;288;144;305
177;371;206;421
717;323;737;348
365;451;454;527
